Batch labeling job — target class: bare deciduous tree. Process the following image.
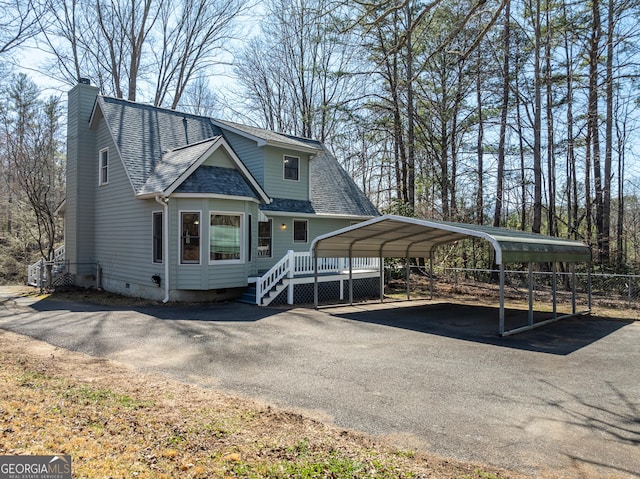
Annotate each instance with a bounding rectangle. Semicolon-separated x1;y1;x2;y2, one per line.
153;0;246;109
1;74;64;267
0;0;45;56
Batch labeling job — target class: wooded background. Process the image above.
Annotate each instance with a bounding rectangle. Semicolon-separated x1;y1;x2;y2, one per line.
1;0;639;283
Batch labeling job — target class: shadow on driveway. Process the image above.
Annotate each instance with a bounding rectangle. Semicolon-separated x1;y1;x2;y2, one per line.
29;296;281;322
325;301;632;355
25;293;633;355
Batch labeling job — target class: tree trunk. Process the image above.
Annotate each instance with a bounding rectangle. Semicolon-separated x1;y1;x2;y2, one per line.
545;0;556;237
476;40;486;225
603;0;614;266
532;0;543;234
405;2;416;213
563;0;578;240
493;0;510;228
589;0;603;263
616;121;625;270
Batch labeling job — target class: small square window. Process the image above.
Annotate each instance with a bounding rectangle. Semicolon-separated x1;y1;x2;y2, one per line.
284;155;299;181
99;148;109;185
293;219;308;243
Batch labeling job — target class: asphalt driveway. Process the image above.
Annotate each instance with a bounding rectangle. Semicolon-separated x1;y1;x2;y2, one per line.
1;291;638;478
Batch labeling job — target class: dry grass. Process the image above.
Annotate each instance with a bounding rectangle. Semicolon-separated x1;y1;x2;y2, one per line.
5;282;628;478
0;330;527;479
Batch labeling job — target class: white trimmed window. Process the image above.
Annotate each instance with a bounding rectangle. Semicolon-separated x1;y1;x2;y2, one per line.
180;212;201;264
293;219;308;243
99;148;109;185
283;155;299;181
210;212;244;263
258;219;272;257
152;211;163;264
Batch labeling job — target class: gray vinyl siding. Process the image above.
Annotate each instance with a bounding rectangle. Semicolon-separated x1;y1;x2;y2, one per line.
256;215;356;272
202;147;235;168
93;118;163;295
263;147;309;201
66;84;98;277
220;130;264;184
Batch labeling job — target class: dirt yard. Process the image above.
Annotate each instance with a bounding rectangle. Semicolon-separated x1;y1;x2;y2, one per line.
0;287;531;479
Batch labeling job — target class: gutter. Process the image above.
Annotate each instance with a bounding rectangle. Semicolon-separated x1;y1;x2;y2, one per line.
155;195;170;303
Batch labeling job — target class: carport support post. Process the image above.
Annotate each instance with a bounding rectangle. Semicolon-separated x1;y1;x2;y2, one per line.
349;247;353;305
571;263;576;314
379;255;384;302
429;253;434;300
552;262;557;319
406;257;410;300
499;264;505;336
528;264;534;326
314;253;318;309
588;263;592;310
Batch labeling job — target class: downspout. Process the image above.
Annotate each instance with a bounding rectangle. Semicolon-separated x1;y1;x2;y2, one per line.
155;195;170;303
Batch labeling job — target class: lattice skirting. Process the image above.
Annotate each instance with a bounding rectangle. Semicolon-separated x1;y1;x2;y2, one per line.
268;277;381;306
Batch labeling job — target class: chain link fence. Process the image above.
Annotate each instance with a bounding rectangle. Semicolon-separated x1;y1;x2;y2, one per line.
384;265;640;314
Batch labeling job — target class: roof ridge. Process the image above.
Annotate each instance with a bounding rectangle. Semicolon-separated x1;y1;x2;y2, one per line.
165;136;221;154
99;95;214;122
214;118;321;144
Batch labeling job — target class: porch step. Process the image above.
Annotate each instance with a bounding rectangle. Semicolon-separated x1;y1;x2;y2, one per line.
238;286;257;304
262;281;287;306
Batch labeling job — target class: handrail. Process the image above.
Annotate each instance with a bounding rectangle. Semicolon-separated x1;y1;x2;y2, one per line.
27;245;67;286
293;253;379;275
256;250;294;304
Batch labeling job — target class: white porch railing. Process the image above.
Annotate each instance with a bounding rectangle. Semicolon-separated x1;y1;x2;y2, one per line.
293;253;379;275
27;245;66;287
256;250;379;305
256;251;295;305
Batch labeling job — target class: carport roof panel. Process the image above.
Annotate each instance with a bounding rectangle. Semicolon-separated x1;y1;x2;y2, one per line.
310;215;592;264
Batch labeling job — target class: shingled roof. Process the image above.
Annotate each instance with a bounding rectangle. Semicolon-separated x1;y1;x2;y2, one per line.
175;165;259;199
213;119;323;153
140;137;221;195
310;152;379;217
97;96;221;195
94;96;378;218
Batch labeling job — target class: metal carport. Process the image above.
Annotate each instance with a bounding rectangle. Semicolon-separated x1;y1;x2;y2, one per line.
310;214;592;336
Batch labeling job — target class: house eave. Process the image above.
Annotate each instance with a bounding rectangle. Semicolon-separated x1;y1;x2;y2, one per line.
170;193;262;204
265;139;322;155
212;119;322;154
137;192;262;204
261;211;377;220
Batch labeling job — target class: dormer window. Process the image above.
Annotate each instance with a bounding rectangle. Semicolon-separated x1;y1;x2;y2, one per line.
283;155;299;181
99;148;109;185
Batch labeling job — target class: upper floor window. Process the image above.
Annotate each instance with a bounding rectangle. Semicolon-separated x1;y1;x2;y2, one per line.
283;155;299;181
210;213;243;262
99;148;109;185
152;211;163;264
293;219;308;243
180;212;200;264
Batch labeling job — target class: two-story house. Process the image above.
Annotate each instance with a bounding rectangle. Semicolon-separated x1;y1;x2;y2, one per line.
62;81;379;303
